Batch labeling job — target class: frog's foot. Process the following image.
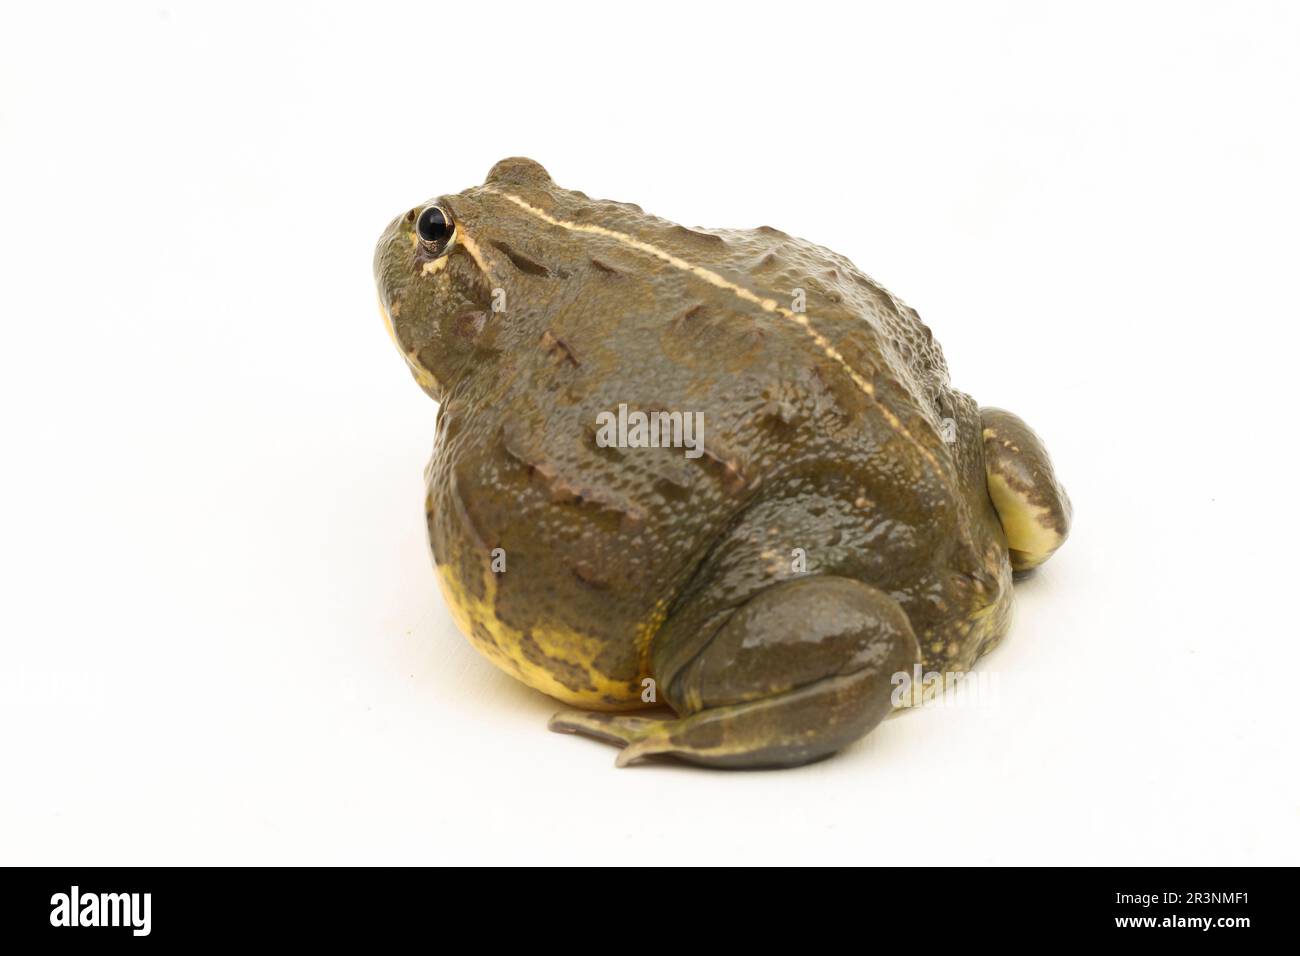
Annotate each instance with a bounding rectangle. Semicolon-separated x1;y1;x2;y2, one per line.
547;712;682;766
981;407;1072;572
550;576;920;769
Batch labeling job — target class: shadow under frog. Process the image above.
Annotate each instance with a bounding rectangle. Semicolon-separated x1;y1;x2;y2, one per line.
373;158;1071;769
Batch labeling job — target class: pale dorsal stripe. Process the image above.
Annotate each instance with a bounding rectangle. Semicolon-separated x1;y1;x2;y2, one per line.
456;228;493;278
487;187;942;473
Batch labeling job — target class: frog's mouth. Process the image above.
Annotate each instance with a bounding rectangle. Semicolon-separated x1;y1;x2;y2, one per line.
376;291;399;348
376;290;441;395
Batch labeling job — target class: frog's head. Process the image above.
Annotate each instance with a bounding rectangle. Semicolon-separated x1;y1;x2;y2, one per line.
373;157;574;401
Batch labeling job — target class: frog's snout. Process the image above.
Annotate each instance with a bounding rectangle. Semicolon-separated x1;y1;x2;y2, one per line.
373;213;414;352
372;210;413;301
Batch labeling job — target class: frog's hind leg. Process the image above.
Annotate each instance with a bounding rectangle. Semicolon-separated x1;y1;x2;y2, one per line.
981;407;1072;572
549;576;920;769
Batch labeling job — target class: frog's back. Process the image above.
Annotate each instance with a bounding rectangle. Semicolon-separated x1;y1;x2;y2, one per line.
602;224;1006;673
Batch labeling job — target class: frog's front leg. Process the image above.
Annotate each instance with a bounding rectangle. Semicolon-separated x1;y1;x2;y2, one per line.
981;407;1072;572
549;576;920;768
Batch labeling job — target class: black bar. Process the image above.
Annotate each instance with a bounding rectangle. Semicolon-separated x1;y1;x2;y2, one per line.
0;866;1285;943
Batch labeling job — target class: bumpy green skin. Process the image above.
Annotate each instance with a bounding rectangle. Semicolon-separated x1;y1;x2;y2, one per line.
373;158;1069;768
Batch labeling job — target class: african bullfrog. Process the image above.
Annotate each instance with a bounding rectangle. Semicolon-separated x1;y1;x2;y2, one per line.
373;157;1071;768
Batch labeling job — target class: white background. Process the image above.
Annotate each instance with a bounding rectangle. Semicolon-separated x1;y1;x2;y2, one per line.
2;1;1297;865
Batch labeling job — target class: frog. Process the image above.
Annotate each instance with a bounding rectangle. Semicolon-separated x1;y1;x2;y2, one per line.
373;157;1071;769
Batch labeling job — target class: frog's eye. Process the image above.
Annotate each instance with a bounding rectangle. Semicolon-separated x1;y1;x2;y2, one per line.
416;204;454;253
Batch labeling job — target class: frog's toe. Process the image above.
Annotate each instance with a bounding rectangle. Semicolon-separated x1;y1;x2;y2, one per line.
548;711;672;762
